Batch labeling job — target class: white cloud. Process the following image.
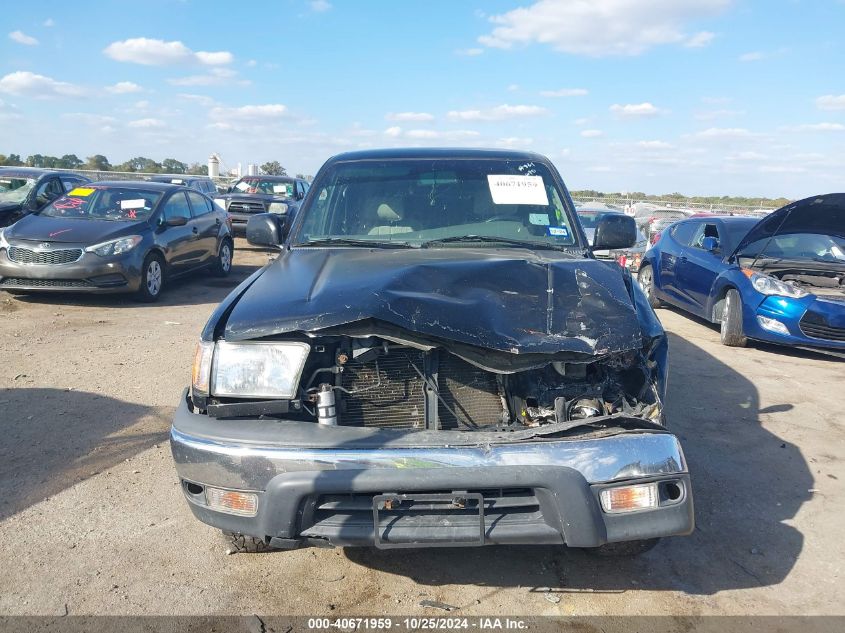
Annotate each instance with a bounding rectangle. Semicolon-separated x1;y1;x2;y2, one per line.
246;59;257;67
210;104;288;121
178;93;217;107
0;98;22;121
692;127;753;139
759;165;807;174
168;67;246;86
405;129;479;140
386;111;435;122
738;51;764;62
0;71;84;98
456;48;484;56
128;118;166;129
507;84;520;92
311;0;332;12
105;81;143;94
62;112;118;127
637;140;674;149
816;94;845;111
694;108;744;120
684;31;715;48
540;88;588;97
447;104;547;121
725;151;767;161
610;102;664;118
9;30;38;46
43;18;55;27
384;126;402;137
573;117;591;126
477;0;730;57
581;129;604;138
779;122;845;132
497;136;534;148
104;38;233;66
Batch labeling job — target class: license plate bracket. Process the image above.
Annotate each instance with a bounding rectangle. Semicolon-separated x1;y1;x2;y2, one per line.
372;492;485;549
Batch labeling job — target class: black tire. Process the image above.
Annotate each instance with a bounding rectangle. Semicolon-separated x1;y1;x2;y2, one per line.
637;264;661;309
136;253;165;303
221;531;274;554
211;238;233;278
584;538;661;557
720;288;747;347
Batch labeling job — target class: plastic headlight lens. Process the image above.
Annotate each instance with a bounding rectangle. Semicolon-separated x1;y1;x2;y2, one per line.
85;235;142;257
268;202;288;215
745;270;808;298
211;341;310;399
191;341;215;397
213;198;227;211
0;228;8;249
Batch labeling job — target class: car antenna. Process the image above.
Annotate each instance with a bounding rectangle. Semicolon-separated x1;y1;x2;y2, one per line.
747;204;794;270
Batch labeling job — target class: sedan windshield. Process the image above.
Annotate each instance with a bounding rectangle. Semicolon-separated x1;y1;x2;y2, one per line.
0;177;35;204
295;159;579;249
40;186;162;222
232;178;293;196
740;233;845;263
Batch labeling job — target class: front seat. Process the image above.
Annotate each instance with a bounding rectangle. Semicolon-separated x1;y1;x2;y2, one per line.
367;198;413;236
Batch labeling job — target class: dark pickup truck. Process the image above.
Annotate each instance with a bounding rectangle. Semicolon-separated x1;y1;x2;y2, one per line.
212;175;309;234
171;148;693;555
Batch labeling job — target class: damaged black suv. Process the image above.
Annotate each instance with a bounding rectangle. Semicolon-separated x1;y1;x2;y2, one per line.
171;148;693;555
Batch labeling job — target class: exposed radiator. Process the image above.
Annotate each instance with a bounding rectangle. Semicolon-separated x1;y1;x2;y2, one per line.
437;353;505;429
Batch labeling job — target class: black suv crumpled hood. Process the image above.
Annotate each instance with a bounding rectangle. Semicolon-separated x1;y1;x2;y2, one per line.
222;248;644;357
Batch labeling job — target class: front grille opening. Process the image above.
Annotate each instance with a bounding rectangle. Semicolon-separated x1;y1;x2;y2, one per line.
8;246;83;265
0;277;93;288
799;311;845;342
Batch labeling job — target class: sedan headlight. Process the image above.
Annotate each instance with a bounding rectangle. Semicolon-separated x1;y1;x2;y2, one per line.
193;340;310;399
213;198;228;211
268;202;288;215
0;228;8;250
744;269;809;298
85;235;142;257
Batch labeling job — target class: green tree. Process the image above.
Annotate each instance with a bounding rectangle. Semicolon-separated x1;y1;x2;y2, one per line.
118;156;162;173
59;154;83;169
26;154;46;168
84;154;111;171
186;162;208;175
161;158;187;174
260;161;286;176
2;154;23;166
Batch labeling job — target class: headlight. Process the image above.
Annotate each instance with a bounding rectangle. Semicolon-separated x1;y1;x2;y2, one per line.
191;341;215;397
743;269;808;298
0;228;8;249
85;235;142;257
268;202;288;215
213;198;228;211
203;341;310;399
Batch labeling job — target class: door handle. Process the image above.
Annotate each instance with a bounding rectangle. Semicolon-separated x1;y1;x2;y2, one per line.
192;226;199;234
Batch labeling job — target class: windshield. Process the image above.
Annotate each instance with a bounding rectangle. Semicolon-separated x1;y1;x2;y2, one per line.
295;158;579;249
0;177;35;204
232;177;293;196
739;233;845;263
40;186;162;222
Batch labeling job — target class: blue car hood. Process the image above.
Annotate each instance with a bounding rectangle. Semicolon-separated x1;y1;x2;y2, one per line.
733;192;845;257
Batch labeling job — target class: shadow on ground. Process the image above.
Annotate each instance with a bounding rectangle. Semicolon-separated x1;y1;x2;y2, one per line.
0;388;170;521
343;333;812;597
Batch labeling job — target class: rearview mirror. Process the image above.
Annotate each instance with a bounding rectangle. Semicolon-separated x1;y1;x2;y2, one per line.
164;216;188;227
701;236;720;252
592;213;637;251
247;213;286;248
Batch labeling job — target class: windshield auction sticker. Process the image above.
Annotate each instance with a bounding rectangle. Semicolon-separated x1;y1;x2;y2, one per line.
487;175;549;206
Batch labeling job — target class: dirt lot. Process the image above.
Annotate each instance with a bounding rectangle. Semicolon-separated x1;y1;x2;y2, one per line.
0;238;842;616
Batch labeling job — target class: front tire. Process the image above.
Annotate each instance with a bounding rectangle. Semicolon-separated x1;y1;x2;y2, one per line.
136;253;165;303
720;288;747;347
211;239;233;277
637;264;661;308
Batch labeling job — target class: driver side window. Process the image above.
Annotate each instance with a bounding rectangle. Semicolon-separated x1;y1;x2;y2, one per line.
162;192;193;222
691;223;720;249
35;178;64;206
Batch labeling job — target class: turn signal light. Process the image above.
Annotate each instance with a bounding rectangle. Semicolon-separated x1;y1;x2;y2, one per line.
205;487;258;517
600;482;658;514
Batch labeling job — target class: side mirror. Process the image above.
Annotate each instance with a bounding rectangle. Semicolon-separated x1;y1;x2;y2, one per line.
247;213;285;247
164;216;188;227
592;213;637;251
701;236;719;252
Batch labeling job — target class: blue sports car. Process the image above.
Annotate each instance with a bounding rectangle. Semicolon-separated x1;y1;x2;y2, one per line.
638;193;845;352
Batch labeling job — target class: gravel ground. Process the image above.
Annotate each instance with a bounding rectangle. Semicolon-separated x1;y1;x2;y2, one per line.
0;239;842;616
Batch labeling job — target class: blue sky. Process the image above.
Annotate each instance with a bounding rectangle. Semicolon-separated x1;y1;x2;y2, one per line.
1;0;843;198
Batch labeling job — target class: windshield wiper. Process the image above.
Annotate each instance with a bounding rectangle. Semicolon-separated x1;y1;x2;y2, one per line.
421;235;570;251
296;237;416;249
